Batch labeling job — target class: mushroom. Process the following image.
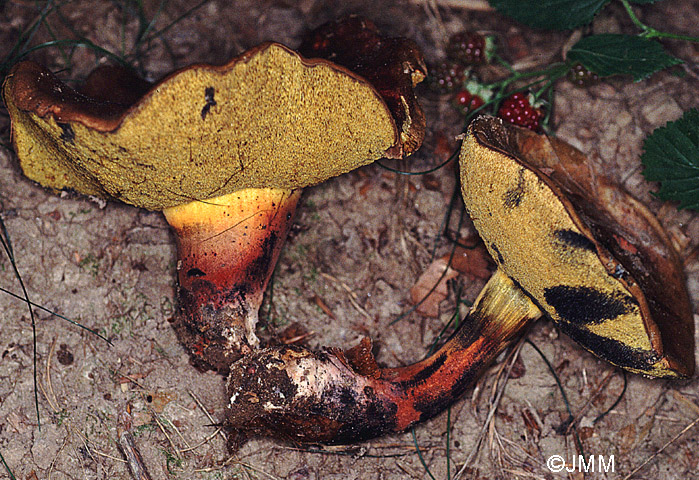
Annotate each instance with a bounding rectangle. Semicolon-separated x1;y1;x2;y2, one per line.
2;16;426;372
224;115;693;446
459;115;694;378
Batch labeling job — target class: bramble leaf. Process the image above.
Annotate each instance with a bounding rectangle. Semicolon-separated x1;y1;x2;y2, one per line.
488;0;610;30
641;108;699;210
567;34;683;81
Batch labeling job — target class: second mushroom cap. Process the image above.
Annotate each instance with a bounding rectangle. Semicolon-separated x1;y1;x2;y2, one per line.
459;115;694;378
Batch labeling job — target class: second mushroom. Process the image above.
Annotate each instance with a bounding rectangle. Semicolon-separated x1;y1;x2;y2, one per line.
223;116;694;446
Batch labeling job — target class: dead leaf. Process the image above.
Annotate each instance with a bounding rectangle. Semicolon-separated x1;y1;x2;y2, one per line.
422;173;441;191
579;426;595;441
521;408;541;440
279;322;313;345
409;240;494;317
448;243;492;280
432;131;454;162
508;355;526;379
616;423;637;454
409;257;458;317
146;391;175;413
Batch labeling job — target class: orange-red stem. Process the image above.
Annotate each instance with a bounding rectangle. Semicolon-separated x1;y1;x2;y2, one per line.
226;269;541;445
164;188;301;372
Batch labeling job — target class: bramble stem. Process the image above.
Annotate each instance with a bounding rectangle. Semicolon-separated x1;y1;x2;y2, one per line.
620;0;699;42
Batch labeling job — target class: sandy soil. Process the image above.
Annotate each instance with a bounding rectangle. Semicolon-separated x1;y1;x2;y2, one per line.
0;1;698;479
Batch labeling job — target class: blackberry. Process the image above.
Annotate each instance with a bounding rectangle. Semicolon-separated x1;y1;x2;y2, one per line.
447;32;487;64
497;92;543;132
428;61;466;93
568;62;600;87
454;89;485;116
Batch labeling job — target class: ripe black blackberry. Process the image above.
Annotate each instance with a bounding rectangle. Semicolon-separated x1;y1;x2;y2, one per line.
568;62;600;87
447;32;487;64
428;61;466;93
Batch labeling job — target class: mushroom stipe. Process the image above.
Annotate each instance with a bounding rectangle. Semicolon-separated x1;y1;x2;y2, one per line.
225;269;541;446
164;188;302;371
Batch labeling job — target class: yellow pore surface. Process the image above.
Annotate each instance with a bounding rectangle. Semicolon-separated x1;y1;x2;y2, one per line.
459;131;652;356
7;44;396;210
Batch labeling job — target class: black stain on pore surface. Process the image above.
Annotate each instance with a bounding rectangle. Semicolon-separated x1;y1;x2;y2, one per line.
544;285;637;325
58;122;75;144
553;229;596;253
503;169;526;209
490;242;505;265
556;320;659;372
201;86;217;120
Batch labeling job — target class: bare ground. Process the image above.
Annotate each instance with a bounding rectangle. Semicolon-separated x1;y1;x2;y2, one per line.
0;1;698;479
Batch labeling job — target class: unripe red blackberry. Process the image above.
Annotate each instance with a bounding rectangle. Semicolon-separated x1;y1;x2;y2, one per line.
454;89;485;115
497;92;543;132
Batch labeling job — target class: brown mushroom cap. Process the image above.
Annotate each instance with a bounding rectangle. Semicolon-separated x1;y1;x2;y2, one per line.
4;42;410;210
459;115;694;378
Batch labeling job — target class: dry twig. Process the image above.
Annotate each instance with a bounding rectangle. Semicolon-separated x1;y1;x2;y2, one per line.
410;0;493;12
622;416;699;480
564;369;615;435
117;410;153;480
320;272;373;321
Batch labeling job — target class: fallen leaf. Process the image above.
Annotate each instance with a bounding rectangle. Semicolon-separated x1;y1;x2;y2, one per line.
146;391;175;413
409;257;458;317
616;423;637;454
449;242;493;280
521;408;541;440
279;322;313;345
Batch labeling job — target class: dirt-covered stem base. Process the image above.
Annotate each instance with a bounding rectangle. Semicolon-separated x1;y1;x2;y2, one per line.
164;188;302;373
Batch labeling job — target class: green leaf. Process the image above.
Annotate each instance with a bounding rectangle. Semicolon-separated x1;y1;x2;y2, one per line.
488;0;610;30
641;108;699;210
568;34;683;82
629;0;662;4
